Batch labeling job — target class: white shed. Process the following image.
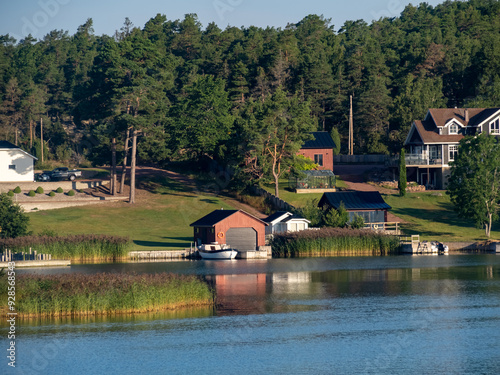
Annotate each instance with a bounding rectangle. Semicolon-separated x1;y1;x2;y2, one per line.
0;141;37;182
263;211;310;235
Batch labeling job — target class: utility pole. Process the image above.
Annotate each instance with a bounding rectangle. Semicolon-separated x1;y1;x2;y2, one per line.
40;117;44;163
349;95;354;155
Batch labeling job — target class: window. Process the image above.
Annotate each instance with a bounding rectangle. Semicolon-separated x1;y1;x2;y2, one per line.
8;165;16;170
314;154;323;166
449;145;458;162
449;123;458;134
490;118;500;135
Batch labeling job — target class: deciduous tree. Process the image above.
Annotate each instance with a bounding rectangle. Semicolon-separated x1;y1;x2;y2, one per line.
447;135;500;237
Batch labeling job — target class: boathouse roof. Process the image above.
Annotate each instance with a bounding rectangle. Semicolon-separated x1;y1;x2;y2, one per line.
319;191;391;211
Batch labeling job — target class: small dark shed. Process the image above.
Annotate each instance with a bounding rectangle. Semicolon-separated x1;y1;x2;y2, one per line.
190;209;268;251
318;191;391;224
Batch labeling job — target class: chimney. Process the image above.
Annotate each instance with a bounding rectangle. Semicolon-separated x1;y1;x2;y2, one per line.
465;109;469;123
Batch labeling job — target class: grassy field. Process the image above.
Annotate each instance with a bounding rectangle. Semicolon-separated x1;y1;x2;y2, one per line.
27;176;235;251
383;191;500;242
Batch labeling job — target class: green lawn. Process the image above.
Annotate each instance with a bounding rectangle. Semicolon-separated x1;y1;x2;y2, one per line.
383;192;500;242
262;178;347;208
28;177;234;251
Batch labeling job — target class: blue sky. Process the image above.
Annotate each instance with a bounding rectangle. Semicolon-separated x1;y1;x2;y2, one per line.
2;0;446;42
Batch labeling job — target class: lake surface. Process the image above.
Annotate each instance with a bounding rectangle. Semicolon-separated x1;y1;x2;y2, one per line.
4;254;500;374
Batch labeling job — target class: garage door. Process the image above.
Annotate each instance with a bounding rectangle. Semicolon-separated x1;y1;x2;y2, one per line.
226;227;257;251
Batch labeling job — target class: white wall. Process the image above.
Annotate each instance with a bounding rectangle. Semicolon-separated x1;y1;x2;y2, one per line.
0;149;35;182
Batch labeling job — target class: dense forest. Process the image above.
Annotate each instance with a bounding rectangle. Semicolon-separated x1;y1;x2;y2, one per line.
0;0;499;188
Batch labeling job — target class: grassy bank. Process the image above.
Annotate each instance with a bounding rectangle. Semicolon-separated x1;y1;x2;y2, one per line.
271;227;400;257
0;234;130;261
0;272;214;317
27;175;235;251
383;192;500;241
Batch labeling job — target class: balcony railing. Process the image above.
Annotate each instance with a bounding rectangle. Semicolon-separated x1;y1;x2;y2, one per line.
405;154;442;166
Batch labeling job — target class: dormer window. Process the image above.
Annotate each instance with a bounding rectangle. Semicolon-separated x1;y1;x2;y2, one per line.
449;123;458;134
491;118;500;135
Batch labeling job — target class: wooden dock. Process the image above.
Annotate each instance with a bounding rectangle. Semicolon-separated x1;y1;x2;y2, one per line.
129;246;272;261
400;235;439;254
129;249;197;260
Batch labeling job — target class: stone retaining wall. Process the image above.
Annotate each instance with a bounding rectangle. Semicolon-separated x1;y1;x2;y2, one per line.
0;180;107;193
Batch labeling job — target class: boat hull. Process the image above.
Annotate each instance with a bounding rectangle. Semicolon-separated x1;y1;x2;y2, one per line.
198;249;238;260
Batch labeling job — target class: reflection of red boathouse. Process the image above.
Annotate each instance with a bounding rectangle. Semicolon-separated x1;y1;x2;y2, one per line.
213;274;268;315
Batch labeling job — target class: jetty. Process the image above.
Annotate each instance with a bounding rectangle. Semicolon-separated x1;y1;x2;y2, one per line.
400;235;441;254
0;249;70;267
129;246;272;261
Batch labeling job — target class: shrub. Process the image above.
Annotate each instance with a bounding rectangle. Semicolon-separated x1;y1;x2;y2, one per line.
56;187;63;193
49;191;55;197
36;186;44;194
14;186;21;194
28;190;36;197
67;190;75;196
7;190;14;197
350;214;365;229
0;194;30;238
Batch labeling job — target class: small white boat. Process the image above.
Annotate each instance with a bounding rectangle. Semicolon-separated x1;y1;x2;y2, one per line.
198;243;238;260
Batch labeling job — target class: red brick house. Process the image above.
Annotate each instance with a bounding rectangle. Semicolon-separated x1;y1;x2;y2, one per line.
298;131;335;170
190;209;268;251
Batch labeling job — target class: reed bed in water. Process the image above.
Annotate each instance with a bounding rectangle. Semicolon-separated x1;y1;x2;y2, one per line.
271;227;401;257
0;272;214;317
0;234;130;261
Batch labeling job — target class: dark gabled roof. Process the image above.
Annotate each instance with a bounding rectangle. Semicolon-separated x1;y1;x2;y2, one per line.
0;140;20;149
301;132;336;149
263;211;290;223
190;209;268;227
319;191;391;211
190;210;238;227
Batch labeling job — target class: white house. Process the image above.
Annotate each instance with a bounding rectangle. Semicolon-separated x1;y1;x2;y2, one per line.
0;141;37;182
263;211;310;235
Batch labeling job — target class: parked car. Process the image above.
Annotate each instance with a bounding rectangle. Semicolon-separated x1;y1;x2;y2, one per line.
40;167;82;181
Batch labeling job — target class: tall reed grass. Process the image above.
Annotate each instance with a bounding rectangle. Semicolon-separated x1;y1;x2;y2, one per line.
0;234;130;261
271;228;401;257
0;272;214;317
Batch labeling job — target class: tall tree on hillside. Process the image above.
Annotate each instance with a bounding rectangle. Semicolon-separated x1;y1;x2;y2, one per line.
83;30;168;203
447;135;500;237
0;78;22;144
170;75;233;161
243;88;315;197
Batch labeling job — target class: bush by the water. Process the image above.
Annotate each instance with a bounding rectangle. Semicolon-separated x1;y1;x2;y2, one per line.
0;234;130;260
271;227;400;257
56;187;63;193
0;272;214;317
36;186;44;194
67;189;75;196
28;190;36;197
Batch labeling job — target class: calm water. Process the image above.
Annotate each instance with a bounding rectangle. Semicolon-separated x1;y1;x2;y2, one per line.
4;255;500;374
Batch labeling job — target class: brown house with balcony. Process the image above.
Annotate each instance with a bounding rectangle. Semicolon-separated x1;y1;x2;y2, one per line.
298;131;336;170
404;108;500;189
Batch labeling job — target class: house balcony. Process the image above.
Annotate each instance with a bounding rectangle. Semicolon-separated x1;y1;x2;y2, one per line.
405;154;443;166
